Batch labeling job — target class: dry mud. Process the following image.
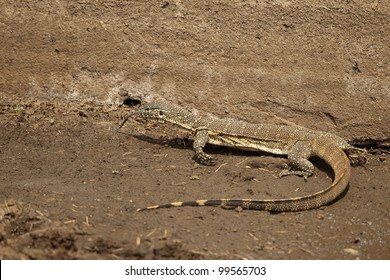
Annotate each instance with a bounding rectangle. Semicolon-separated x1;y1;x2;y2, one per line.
0;99;389;259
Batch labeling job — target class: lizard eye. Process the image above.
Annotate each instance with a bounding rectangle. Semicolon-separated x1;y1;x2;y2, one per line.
158;110;164;116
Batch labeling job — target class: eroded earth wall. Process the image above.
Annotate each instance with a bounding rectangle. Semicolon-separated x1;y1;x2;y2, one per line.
1;0;389;144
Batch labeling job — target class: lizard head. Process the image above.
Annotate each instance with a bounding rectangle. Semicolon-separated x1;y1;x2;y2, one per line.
117;100;197;131
136;100;196;128
136;101;171;122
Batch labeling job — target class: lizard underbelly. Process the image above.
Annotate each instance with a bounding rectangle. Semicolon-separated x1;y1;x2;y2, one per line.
208;134;289;155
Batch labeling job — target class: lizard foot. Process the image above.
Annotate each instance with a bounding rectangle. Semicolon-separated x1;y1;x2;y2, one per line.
196;153;217;166
279;169;312;181
201;157;217;166
346;148;367;166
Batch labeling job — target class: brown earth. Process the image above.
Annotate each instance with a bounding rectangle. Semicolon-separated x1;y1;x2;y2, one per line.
0;0;390;259
0;97;389;260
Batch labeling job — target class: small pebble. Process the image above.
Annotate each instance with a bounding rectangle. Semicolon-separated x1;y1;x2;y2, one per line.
343;248;359;256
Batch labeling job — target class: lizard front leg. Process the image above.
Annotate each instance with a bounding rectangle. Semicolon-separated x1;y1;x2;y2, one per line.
279;140;314;180
193;130;216;166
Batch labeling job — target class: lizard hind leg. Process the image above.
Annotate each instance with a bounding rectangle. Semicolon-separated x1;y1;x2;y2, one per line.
279;140;314;180
345;147;367;166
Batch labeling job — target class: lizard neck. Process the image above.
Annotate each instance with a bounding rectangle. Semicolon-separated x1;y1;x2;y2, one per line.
165;110;202;131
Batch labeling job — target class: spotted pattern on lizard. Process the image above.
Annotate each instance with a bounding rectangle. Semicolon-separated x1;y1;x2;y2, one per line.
118;100;365;212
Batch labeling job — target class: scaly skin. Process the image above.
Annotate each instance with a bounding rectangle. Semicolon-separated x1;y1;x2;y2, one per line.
118;100;365;212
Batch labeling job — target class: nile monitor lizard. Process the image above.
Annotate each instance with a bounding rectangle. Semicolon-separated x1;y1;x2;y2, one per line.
118;100;365;212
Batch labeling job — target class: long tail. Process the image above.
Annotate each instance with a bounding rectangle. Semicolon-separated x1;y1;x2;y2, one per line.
138;140;351;212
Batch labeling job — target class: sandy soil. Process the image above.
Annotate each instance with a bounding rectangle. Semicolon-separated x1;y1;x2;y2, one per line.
0;0;389;260
0;98;389;259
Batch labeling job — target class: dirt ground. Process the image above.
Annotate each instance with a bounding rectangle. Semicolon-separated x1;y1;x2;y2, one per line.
1;0;389;260
0;97;389;260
